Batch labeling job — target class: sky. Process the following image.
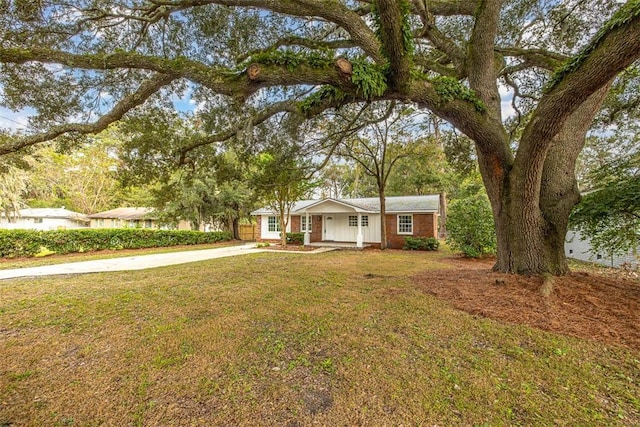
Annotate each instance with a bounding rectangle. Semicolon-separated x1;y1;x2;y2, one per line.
0;87;518;133
0;106;32;131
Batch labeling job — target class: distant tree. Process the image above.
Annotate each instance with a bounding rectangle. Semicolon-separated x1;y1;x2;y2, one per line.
570;152;639;259
24;132;124;213
337;102;428;249
446;174;497;258
253;148;315;247
442;132;477;181
318;163;351;199
151;171;218;231
214;180;253;239
0;164;29;218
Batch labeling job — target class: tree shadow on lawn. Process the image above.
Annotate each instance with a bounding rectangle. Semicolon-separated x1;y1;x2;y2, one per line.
413;256;640;350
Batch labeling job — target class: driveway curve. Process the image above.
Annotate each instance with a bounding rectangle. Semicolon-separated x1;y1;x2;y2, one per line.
0;244;337;280
0;243;265;280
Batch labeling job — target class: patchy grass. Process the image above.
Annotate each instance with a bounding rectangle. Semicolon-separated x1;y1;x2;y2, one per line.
0;240;243;270
1;250;639;426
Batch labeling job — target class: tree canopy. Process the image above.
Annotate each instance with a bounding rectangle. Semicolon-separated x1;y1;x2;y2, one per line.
1;0;640;275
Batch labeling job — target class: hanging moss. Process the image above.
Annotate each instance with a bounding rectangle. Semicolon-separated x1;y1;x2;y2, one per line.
546;0;640;92
431;76;486;112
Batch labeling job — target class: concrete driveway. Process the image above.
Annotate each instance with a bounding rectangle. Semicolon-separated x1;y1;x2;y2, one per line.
0;243;265;280
0;244;337;280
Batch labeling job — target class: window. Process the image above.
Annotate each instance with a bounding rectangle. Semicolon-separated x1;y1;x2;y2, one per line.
34;218;43;224
144;219;153;229
349;215;369;227
268;216;281;232
301;215;312;232
397;215;413;234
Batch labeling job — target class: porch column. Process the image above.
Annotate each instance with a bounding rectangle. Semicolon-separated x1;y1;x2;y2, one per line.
356;212;363;248
304;212;311;245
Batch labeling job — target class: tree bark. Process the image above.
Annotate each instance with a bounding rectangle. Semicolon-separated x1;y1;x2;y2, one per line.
232;217;240;240
438;192;447;238
485;84;611;275
379;188;387;250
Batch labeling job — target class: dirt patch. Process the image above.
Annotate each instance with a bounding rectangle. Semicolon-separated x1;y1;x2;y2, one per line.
413;256;640;350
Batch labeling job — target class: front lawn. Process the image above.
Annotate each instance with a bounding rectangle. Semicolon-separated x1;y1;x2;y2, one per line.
1;250;638;425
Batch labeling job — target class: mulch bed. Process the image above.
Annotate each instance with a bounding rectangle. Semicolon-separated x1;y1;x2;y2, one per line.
413;256;640;350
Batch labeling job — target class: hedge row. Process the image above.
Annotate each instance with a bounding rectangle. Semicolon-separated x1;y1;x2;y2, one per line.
0;229;232;258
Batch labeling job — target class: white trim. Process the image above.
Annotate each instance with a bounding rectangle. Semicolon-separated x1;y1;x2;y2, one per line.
397;214;413;235
296;198;375;213
301;214;312;232
267;215;281;232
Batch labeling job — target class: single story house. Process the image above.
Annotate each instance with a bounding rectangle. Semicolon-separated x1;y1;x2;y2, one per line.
251;195;440;249
88;207;193;230
565;230;638;268
0;208;89;230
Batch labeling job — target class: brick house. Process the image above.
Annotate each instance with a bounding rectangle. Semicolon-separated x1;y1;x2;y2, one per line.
251;195;439;249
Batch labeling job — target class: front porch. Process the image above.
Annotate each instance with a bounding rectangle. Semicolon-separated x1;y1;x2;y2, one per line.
306;241;371;250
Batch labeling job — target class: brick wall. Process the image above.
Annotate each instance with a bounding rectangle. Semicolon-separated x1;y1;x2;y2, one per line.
385;213;437;249
311;215;322;242
290;215;301;233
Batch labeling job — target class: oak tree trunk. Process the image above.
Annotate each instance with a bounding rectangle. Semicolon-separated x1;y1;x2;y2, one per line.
480;85;611;275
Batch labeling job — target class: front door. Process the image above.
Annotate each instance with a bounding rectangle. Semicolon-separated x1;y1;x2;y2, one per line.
323;215;335;241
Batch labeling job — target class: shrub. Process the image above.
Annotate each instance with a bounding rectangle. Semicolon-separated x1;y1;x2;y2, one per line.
446;192;497;258
403;236;439;251
286;232;305;245
0;229;232;258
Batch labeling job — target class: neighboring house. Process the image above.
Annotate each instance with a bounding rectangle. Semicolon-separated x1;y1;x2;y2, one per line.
251;195;440;249
88;207;193;230
565;230;639;268
0;208;89;230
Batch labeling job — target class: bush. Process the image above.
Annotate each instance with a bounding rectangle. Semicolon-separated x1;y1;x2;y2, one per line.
0;229;232;258
286;232;305;245
403;236;439;251
446;192;497;258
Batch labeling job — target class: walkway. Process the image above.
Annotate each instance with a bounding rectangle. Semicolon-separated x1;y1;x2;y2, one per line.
0;244;335;280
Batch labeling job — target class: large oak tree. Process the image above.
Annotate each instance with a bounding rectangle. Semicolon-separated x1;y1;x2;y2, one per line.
1;0;639;275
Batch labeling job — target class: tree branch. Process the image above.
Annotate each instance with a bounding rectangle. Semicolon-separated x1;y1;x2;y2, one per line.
139;0;384;61
468;0;504;117
375;0;412;92
519;11;640;165
0;73;177;155
497;47;568;72
178;100;299;160
411;0;478;16
237;36;357;63
0;47;364;102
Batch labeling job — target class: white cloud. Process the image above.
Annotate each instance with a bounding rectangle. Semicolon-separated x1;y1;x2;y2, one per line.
499;85;516;120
